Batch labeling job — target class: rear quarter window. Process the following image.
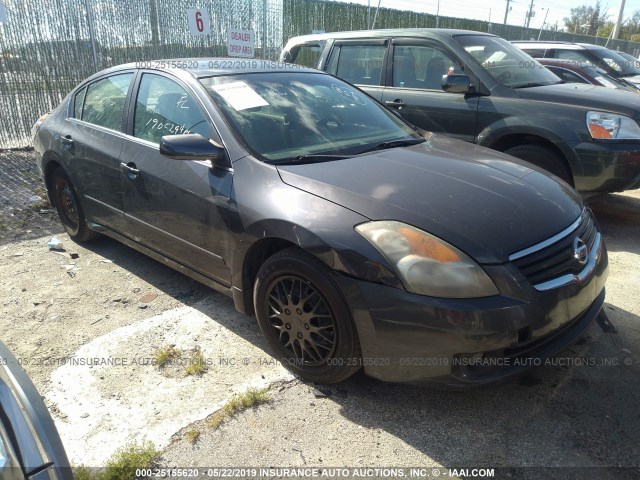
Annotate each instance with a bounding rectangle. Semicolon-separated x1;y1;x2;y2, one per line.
73;87;86;119
288;43;324;68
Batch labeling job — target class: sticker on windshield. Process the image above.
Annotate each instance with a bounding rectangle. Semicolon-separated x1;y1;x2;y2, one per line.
331;84;367;105
211;81;269;110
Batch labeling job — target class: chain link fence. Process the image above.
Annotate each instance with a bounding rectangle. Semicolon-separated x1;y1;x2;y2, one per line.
0;0;283;148
2;0;640;149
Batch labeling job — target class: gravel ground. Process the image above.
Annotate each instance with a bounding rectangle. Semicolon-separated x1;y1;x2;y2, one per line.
1;151;639;479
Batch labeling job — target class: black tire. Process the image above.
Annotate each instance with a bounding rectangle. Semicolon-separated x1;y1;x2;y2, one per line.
504;144;573;185
50;167;98;242
253;247;361;384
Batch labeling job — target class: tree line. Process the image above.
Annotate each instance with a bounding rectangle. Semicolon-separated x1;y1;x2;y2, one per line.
564;1;640;41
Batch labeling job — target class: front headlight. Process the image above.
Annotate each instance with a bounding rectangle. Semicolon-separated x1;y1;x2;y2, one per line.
586;111;640;139
356;221;499;298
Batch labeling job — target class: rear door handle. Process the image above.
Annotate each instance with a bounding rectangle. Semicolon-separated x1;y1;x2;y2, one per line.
120;162;140;177
384;99;405;107
61;135;74;148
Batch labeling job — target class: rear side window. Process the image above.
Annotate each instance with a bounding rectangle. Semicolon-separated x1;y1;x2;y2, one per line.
73;87;86;119
290;43;323;68
133;73;213;144
554;50;592;64
327;45;385;86
82;73;133;131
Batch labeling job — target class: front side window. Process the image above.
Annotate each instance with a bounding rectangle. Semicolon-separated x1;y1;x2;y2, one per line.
133;74;212;144
82;73;133;131
199;72;421;162
328;45;385;86
456;35;560;88
392;45;459;89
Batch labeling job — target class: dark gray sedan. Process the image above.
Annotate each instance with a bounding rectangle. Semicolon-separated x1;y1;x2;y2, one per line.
33;60;608;387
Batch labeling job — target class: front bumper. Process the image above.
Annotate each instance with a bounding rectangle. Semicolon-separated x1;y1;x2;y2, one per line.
333;243;608;388
572;141;640;193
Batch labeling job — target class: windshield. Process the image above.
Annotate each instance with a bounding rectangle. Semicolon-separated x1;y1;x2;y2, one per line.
455;35;561;88
581;65;639;91
199;72;421;163
591;48;640;76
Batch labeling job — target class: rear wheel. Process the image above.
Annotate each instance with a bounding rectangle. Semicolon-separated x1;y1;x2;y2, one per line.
504;144;573;185
253;248;361;384
51;167;97;242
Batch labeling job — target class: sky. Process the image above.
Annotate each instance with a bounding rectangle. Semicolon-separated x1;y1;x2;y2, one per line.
334;0;638;33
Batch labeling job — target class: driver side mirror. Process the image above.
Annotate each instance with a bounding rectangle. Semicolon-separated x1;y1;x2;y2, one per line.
160;134;230;169
442;74;472;94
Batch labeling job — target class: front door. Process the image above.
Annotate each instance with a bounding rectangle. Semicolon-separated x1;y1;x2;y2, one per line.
380;40;479;142
119;72;233;285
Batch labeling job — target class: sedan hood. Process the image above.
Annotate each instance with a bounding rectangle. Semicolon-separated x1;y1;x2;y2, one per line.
277;134;583;264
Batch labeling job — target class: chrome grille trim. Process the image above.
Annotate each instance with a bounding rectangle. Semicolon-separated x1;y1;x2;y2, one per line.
509;208;602;291
533;232;602;291
508;209;586;262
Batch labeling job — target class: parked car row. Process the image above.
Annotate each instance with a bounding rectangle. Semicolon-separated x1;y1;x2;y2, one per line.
513;41;640;88
536;58;640;92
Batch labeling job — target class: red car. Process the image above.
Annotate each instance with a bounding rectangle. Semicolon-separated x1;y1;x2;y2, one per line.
537;58;640;92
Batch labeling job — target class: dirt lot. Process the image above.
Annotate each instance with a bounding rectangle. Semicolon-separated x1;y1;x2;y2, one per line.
1;151;639;478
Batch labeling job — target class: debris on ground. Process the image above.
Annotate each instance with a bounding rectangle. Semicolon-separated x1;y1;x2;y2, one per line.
47;237;64;250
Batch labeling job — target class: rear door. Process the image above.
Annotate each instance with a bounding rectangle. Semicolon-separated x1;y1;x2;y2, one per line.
64;72;135;231
119;71;233;285
380;39;479;141
324;39;388;101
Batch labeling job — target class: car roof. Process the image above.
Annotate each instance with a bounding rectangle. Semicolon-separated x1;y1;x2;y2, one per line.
83;58;319;82
287;28;496;43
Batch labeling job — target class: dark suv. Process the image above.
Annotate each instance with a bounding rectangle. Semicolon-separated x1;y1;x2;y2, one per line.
281;29;640;193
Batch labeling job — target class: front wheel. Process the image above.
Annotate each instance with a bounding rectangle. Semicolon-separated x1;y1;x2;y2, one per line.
50;167;97;242
504;144;573;185
253;248;361;384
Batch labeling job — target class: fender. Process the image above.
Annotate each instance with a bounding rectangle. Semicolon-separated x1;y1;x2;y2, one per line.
475;114;585;180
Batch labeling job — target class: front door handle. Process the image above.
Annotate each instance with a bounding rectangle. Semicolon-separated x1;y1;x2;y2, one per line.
120;162;140;178
384;99;405;107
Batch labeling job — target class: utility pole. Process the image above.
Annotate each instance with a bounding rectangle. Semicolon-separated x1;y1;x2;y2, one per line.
612;0;626;39
504;0;511;24
525;0;535;29
537;8;549;40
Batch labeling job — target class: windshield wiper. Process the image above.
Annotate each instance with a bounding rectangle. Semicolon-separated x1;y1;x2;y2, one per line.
270;154;354;165
357;138;425;154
